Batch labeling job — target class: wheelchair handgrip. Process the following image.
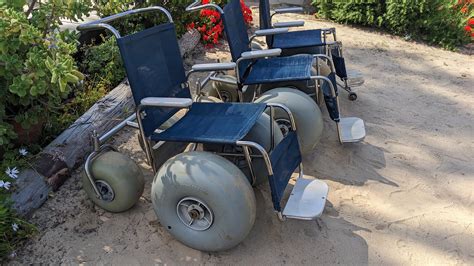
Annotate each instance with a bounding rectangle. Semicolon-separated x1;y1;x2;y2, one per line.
77;6;173;38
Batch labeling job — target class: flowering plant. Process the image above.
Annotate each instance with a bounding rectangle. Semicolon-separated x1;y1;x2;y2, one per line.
188;0;253;47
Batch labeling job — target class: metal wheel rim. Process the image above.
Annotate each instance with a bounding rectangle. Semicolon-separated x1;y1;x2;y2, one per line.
276;118;292;137
219;90;233;102
176;197;214;231
95;180;115;202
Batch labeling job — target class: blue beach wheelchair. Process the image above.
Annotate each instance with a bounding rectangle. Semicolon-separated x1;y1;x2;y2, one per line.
258;0;365;101
187;0;366;145
77;6;328;252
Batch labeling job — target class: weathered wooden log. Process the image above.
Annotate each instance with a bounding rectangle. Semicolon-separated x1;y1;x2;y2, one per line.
12;82;134;216
12;33;201;216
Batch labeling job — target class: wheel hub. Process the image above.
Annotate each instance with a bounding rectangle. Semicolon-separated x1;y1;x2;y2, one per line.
276;118;292;137
95;180;114;202
177;197;213;231
219;90;232;102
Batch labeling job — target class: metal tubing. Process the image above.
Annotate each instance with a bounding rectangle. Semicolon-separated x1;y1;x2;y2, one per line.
84;151;102;198
186;0;224;14
315;58;322;105
265;103;297;131
200;71;217;89
99;114;137;144
136;106;156;172
236;141;274;176
242;146;257;185
312;54;336;73
269;105;275;151
209;76;238;85
84;144;116;199
126;121;139;129
77;6;173;38
311;76;338;98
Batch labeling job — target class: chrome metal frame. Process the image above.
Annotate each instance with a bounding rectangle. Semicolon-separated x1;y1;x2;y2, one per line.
77;6;173;39
82;4;308;217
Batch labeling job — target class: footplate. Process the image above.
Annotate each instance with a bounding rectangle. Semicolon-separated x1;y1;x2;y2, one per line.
338;117;366;143
345;70;365;89
282;178;328;220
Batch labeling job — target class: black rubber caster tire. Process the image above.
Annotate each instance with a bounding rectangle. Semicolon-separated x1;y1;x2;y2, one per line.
349;92;358;101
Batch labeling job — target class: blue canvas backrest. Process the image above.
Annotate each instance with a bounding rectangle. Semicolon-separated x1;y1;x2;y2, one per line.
259;0;274;46
116;23;191;137
259;0;272;30
321;72;340;121
223;0;252;80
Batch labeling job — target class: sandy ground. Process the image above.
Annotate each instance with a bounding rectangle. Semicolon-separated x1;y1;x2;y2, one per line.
10;5;474;265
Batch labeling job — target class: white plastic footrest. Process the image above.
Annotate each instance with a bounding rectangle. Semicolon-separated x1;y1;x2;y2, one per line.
282;178;328;220
345;70;365;88
339;117;366;143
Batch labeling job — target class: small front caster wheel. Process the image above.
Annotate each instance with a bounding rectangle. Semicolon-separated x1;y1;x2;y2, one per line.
349;92;358;101
82;151;145;213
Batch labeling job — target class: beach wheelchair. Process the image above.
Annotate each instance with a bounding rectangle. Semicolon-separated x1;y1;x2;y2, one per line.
257;0;365;101
187;0;366;145
77;6;328;252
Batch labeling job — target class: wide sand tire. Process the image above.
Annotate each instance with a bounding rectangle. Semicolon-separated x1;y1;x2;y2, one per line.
151;151;256;252
208;75;240;102
82;151;145;213
255;88;324;154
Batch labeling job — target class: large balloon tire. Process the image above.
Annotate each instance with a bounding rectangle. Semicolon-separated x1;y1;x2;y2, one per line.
82;151;145;213
209;75;240;102
151;151;256;252
255;88;324;154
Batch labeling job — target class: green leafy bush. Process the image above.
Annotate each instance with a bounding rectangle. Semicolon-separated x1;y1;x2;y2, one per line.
0;3;86;150
313;0;472;49
0;0;89;260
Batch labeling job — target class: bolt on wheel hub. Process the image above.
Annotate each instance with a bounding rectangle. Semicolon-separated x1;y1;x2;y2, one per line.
276;118;292;137
176;197;213;231
95;180;115;202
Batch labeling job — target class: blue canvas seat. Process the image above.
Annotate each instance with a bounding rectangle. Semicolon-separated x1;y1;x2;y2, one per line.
222;0;315;88
116;23;268;147
272;29;324;49
152;102;266;144
244;55;313;85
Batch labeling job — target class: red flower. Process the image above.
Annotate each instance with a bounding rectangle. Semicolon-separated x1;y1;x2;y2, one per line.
187;22;195;30
465;25;472;32
469;18;474;25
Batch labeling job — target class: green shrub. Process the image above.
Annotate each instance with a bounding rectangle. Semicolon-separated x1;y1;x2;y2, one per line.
313;0;472;50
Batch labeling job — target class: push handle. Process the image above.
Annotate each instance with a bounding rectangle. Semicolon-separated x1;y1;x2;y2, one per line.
186;0;224;14
77;6;173;38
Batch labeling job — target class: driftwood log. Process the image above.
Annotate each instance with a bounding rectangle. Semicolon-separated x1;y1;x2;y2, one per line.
11;29;201;216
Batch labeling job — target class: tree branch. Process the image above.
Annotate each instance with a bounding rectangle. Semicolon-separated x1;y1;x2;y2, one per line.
25;0;38;18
